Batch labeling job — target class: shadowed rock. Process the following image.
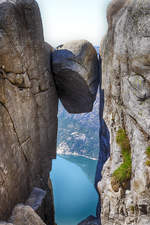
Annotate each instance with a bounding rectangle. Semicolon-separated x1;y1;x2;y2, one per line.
25;188;46;211
52;40;99;113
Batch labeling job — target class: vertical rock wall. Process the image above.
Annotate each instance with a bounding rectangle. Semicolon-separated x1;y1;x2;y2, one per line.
98;0;150;224
0;0;58;223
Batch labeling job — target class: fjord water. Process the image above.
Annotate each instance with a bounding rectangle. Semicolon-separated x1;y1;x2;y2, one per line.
51;155;98;225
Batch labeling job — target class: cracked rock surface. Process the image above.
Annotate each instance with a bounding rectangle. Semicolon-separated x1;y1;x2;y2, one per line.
98;0;150;224
0;0;58;224
52;40;99;113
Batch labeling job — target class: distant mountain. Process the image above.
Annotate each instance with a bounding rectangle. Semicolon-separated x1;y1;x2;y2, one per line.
57;46;100;159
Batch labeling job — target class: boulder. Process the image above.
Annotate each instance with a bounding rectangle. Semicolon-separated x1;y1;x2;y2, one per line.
11;205;46;225
52;40;99;113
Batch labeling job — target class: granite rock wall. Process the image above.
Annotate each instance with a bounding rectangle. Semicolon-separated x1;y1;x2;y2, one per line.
98;0;150;224
0;0;58;223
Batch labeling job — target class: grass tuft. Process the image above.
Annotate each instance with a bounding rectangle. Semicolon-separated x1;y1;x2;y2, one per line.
145;160;150;167
146;146;150;158
130;205;135;214
145;146;150;167
111;129;132;191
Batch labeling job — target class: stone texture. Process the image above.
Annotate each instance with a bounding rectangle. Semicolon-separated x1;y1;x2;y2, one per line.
0;0;58;224
11;204;46;225
95;57;110;222
0;223;13;225
52;40;99;113
98;0;150;224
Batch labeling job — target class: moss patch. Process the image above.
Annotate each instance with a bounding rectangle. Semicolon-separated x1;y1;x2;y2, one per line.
145;146;150;167
111;129;132;192
146;146;150;158
130;205;135;214
145;160;150;167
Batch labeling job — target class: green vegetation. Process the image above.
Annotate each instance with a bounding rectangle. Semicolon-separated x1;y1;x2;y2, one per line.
130;205;135;214
146;146;150;158
145;160;150;167
111;129;132;191
145;146;150;167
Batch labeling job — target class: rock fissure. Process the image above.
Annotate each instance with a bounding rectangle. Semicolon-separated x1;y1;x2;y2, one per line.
0;102;28;163
127;113;150;141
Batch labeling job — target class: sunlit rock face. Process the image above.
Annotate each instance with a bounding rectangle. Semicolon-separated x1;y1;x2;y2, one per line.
0;0;58;223
52;40;99;113
98;0;150;224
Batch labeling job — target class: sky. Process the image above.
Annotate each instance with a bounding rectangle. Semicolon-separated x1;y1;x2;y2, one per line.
36;0;111;47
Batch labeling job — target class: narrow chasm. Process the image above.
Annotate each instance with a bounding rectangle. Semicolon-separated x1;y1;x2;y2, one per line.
50;41;109;225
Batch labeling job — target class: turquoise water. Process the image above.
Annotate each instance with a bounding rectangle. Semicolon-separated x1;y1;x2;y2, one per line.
50;155;98;225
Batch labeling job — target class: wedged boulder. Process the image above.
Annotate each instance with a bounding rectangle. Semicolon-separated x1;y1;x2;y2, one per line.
52;40;99;113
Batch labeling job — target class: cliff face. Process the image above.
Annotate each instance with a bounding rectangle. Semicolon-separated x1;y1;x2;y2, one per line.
0;0;58;223
98;0;150;224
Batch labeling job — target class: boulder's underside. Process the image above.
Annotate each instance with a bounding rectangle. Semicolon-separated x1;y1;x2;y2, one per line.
52;40;99;113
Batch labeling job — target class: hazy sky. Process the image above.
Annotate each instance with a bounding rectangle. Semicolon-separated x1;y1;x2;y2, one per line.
36;0;111;47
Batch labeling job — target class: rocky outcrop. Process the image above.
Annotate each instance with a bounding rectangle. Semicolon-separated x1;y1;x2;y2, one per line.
52;40;99;113
0;0;57;223
98;0;150;224
0;187;54;225
10;205;46;225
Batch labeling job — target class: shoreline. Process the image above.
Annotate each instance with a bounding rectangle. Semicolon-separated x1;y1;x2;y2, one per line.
57;152;98;161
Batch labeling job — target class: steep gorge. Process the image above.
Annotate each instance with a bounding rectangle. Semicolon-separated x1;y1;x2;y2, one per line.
1;0;150;225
